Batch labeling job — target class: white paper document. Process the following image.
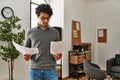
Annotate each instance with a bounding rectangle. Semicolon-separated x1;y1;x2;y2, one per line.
12;41;39;55
50;41;67;54
98;30;104;37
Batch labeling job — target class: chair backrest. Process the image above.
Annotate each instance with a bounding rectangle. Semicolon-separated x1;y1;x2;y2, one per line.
83;59;106;80
115;54;120;58
115;54;120;65
52;26;62;41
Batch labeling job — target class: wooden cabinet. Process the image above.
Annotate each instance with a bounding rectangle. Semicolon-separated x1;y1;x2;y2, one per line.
56;64;62;80
82;43;91;51
56;67;61;77
69;51;91;78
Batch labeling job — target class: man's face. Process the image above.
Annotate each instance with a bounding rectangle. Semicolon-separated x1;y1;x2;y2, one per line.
37;12;50;27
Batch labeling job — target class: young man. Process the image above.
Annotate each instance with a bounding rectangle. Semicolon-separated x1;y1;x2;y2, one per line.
24;4;62;80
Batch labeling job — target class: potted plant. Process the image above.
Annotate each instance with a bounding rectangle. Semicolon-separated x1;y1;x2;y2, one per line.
0;16;25;80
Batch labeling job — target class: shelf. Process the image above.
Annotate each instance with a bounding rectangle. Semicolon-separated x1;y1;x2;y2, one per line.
69;49;91;77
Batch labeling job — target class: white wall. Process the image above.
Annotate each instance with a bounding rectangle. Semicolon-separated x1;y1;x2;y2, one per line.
0;0;30;80
82;2;97;63
50;0;64;28
94;0;120;70
59;0;120;77
63;0;96;78
81;0;120;71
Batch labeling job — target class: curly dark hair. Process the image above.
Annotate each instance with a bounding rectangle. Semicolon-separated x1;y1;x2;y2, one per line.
35;4;53;17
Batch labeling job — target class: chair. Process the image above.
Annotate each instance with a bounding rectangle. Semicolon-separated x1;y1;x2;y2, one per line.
83;59;106;80
52;26;62;41
107;54;120;78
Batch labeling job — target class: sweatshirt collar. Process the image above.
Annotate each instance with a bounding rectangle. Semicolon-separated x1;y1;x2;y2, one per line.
37;23;50;30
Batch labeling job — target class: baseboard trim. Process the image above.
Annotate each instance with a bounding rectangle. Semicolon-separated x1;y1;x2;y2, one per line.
62;76;69;80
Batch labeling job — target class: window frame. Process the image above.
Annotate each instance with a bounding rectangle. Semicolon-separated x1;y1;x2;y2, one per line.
30;1;39;28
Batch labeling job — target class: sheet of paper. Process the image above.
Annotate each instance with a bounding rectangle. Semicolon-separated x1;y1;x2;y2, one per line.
50;41;67;54
12;41;38;55
98;30;104;37
76;22;80;30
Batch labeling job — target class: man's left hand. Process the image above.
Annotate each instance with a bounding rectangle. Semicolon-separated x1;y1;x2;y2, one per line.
53;53;62;60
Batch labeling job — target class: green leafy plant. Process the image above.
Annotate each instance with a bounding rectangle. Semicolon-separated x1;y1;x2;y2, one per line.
0;16;25;80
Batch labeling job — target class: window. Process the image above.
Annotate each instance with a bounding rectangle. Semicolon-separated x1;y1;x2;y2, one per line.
30;0;46;28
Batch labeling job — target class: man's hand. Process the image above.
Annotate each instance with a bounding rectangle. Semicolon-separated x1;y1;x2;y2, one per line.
23;54;32;61
53;53;62;60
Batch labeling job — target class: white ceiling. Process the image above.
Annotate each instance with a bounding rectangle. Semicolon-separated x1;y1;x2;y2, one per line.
82;0;109;3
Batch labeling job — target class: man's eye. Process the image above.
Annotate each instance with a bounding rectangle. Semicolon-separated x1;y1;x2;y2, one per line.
41;17;45;19
40;17;49;20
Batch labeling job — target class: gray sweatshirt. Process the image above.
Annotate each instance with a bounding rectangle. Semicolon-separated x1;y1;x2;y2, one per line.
25;26;60;70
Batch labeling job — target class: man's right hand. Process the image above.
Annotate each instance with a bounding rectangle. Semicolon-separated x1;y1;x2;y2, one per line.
23;54;32;61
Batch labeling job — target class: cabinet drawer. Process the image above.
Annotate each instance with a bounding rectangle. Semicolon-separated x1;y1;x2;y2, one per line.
78;55;85;59
78;55;85;63
85;52;91;61
78;60;83;64
70;55;78;64
70;54;85;64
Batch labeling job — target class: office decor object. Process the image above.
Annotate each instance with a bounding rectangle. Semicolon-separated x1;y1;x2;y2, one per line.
83;59;106;80
69;43;91;78
72;20;81;45
107;54;120;78
0;16;25;80
98;29;107;43
1;6;14;18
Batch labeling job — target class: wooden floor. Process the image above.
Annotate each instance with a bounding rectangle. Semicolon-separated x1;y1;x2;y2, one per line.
64;75;120;80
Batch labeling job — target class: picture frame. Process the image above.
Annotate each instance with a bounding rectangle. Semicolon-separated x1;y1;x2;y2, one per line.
98;29;107;43
72;20;81;45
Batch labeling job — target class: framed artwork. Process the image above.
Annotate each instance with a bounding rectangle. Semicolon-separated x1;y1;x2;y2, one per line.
98;29;107;43
72;20;81;45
